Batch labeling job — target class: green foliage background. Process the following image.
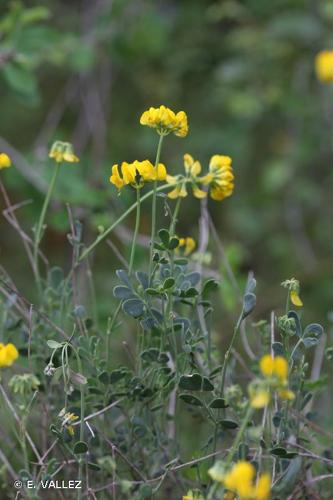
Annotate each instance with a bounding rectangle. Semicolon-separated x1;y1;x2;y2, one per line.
1;0;333;324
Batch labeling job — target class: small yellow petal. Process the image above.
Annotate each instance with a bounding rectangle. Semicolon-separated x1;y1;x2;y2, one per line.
273;356;288;383
259;355;274;377
0;153;12;169
290;290;303;307
192;186;207;199
255;473;271;500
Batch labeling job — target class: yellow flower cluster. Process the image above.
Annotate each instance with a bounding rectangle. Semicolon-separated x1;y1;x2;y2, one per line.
177;237;196;256
250;354;295;409
167;153;234;201
49;141;79;164
209;460;271;500
0;343;19;368
200;155;234;201
315;50;333;83
0;152;11;170
140;105;188;137
110;160;167;190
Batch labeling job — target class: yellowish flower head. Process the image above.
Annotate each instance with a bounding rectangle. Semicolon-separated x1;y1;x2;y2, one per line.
140;105;188;137
260;354;288;384
177;237;196;256
166;154;207;199
222;461;271;500
201;155;234;201
110;160;167;191
315;50;333;83
249;355;294;408
0;152;12;170
0;343;19;368
49;141;79;164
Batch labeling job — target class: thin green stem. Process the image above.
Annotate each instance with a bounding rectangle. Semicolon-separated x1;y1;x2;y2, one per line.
33;163;61;296
219;313;243;397
148;134;165;279
227;405;253;466
79;183;170;263
72;347;85;500
129;188;141;275
169;197;182;236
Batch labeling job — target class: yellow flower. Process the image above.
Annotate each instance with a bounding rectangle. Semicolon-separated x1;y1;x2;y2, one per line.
166;154;207;199
222;461;271;500
177;237;196;256
260;354;288;384
290;290;303;307
0;152;11;170
0;343;19;368
49;141;79;163
255;473;271;500
140;105;188;137
200;155;234;201
315;50;333;83
110;160;167;191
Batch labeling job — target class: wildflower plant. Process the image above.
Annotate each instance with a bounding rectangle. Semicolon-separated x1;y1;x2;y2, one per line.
0;105;330;500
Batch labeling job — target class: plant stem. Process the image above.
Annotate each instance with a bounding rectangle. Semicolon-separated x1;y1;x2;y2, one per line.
225;404;253;467
148;134;164;280
33;163;61;296
129;188;141;275
219;313;243;397
169;197;182;236
73;348;85;500
79;183;170;263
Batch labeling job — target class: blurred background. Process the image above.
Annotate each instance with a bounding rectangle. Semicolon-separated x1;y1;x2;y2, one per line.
1;0;333;328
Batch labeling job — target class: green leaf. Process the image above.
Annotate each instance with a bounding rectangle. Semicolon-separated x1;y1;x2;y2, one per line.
73;441;88;454
179;373;203;391
163;277;175;290
270;446;287;456
209;398;229;409
122;298;144;318
116;269;131;287
110;369;128;384
288;311;302;338
179;393;204;406
113;285;133;300
202;278;219;298
302;337;319;349
272;342;285;356
219;419;238;429
242;292;256;318
46;340;63;349
158;229;170;247
168;237;179;250
303;323;323;338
